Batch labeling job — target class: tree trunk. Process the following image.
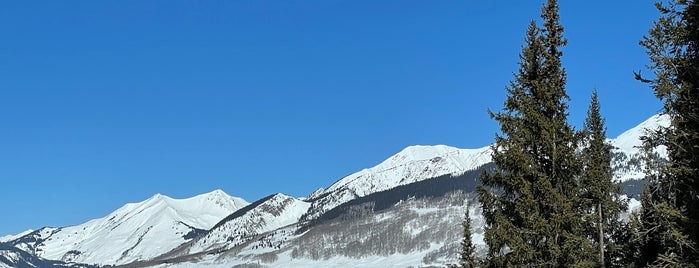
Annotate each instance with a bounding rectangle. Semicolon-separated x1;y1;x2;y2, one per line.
598;202;605;268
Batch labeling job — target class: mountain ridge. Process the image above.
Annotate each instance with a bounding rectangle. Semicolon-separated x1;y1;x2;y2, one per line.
5;189;249;266
1;114;669;267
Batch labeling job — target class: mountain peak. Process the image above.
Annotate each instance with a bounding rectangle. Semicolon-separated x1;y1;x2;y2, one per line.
270;192;291;199
0;229;34;243
194;189;232;200
141;193;172;207
9;190;250;266
612;113;670;155
609;113;670;182
376;144;489;171
393;144;460;161
304;143;492;220
151;192;167;199
209;189;227;195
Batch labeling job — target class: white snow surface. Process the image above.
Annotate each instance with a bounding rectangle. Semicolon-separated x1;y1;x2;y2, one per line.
0;250;20;268
26;189;248;266
153;193;483;268
610;113;669;157
158;245;444;268
609;114;670;182
0;229;33;243
305;144;491;220
324;145;491;194
187;193;310;254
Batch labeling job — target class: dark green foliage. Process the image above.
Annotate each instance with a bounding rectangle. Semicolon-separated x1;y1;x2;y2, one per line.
300;164;490;234
458;206;477;268
477;0;594;266
618;179;645;199
619;210;644;268
182;227;207;240
635;0;699;266
579;91;628;267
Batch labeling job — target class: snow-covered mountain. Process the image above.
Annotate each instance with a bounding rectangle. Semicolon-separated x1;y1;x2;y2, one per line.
303;145;491;221
0;244;95;268
6;189;248;266
161;193;310;258
609;114;670;182
162;192;480;268
0;229;33;243
1;114;669;268
140;169;488;268
144;114;666;267
300;114;668;222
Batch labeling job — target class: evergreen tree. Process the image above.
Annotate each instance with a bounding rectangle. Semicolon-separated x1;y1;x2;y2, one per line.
634;0;699;266
579;90;628;267
458;205;477;268
612;211;641;268
477;0;594;266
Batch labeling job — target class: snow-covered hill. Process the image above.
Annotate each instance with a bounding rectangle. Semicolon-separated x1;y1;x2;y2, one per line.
139;171;487;268
609;114;670;182
0;244;95;268
0;229;33;243
303;145;491;221
152;114;669;267
142;142;652;268
161;192;480;268
162;193;310;258
7;189;248;266
300;114;667;222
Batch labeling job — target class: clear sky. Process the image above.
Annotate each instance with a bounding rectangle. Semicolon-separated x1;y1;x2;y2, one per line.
0;1;662;236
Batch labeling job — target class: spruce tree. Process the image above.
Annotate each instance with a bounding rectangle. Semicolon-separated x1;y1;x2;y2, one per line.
477;0;594;266
579;90;628;267
458;206;477;268
634;0;699;266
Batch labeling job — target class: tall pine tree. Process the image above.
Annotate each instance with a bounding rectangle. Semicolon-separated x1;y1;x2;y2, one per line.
635;0;699;266
458;205;477;268
477;0;594;266
579;90;628;267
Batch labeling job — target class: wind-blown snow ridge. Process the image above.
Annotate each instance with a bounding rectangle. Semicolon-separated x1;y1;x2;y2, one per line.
325;145;491;193
610;114;669;156
0;230;33;243
184;193;310;254
8;189;248;266
304;144;491;220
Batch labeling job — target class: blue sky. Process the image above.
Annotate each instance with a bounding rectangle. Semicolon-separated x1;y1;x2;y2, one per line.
0;1;661;236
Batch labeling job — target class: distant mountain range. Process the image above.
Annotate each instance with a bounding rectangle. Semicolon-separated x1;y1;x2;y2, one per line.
0;114;668;268
2;190;248;267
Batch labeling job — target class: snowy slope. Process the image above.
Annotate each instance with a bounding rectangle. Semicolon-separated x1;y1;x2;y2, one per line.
610;114;668;156
173;193;310;256
303;145;491;220
151;193;641;268
8;189;248;266
0;229;33;243
146;190;482;268
3;114;668;267
0;243;94;268
149;169;643;268
302;113;665;222
609;114;670;182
